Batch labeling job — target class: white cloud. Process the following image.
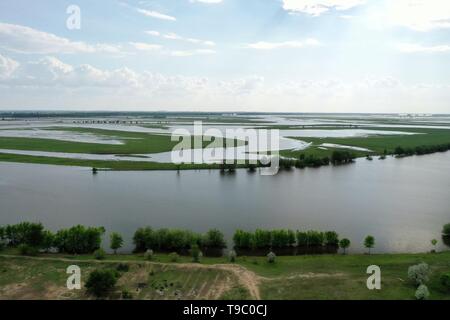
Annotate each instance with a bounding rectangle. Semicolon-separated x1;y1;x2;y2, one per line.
129;42;162;51
145;30;160;36
246;38;320;49
170;49;216;57
397;43;450;53
136;8;176;21
189;0;223;3
282;0;365;16
0;23;121;54
147;31;215;47
1;55;448;113
0;54;19;79
386;0;450;31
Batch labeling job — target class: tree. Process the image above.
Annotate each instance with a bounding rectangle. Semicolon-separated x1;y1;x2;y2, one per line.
364;235;375;254
203;229;226;249
85;269;118;298
339;238;351;254
53;225;105;254
442;223;450;248
110;232;123;254
325;231;339;247
431;239;438;252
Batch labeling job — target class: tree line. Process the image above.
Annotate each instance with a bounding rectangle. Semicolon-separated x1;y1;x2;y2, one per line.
233;229;341;254
2;222;449;257
394;143;450;157
0;222;105;254
132;227;226;255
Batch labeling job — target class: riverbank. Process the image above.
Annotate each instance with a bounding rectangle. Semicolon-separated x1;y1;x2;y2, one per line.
0;250;449;300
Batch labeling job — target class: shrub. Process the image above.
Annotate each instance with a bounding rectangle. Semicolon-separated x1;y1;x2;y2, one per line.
190;244;202;263
440;272;450;291
267;251;276;263
169;252;179;262
121;290;133;300
228;250;237;263
415;284;430;300
93;248;106;260
54;225;105;254
110;232;123;254
116;263;129;273
85;269;118;298
144;249;154;261
18;244;38;256
408;263;430;285
339;238;351;254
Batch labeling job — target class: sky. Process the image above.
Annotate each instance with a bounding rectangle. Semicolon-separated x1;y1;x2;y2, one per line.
0;0;450;113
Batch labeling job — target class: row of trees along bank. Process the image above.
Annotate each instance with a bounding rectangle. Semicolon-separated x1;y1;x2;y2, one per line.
2;222;449;257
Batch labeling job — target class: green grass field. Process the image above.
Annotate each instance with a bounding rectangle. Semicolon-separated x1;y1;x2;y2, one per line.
0;250;449;300
0;127;244;155
281;127;450;159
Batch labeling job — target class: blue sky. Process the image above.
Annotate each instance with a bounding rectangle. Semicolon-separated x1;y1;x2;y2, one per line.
0;0;449;112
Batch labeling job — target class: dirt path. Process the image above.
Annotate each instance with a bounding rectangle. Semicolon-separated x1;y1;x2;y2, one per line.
0;254;348;300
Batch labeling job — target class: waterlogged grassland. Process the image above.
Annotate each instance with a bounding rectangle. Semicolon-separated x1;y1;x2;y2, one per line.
0;153;254;170
0;251;449;300
281;127;450;159
0;127;244;155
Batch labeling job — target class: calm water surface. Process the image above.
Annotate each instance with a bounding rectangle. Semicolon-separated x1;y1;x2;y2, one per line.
1;152;449;253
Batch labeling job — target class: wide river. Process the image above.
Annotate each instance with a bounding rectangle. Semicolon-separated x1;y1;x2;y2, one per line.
1;152;449;254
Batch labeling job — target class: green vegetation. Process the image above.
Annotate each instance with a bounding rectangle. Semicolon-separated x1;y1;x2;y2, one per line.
132;227;226;256
339;238;351;254
0;127;243;155
441;272;450;291
85;269;119;298
443;223;450;248
1;251;449;300
0;152;255;171
190;244;202;263
93;249;106;260
283;127;450;160
54;225;105;254
110;232;123;254
233;229;340;255
1;221;449;300
364;235;375;254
